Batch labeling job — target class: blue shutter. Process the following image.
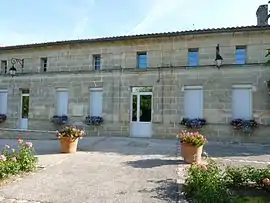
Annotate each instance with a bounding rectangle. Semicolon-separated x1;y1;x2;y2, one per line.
137;53;147;69
235;48;246;65
188;51;198;67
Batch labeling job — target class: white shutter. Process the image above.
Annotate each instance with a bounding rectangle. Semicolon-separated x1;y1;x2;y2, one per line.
90;89;103;116
232;88;252;119
0;91;7;114
56;90;68;115
184;88;203;118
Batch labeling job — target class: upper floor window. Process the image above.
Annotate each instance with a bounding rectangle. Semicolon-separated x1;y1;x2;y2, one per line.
40;57;47;72
188;48;199;67
137;52;147;69
93;54;101;70
235;46;247;65
1;60;7;74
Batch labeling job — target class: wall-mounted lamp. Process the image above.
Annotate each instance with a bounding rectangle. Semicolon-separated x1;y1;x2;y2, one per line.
215;44;223;69
9;58;24;77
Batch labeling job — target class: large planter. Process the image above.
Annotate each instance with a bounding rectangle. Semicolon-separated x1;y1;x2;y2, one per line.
59;137;79;153
181;143;203;164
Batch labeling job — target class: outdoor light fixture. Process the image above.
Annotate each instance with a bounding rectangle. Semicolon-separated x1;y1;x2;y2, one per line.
9;66;16;77
9;58;24;77
215;44;223;69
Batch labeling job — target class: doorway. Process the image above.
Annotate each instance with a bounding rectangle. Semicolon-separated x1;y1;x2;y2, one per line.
19;89;29;130
130;87;153;137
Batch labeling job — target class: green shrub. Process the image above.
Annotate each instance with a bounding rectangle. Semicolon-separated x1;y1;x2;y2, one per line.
183;160;270;203
0;139;38;179
183;160;231;203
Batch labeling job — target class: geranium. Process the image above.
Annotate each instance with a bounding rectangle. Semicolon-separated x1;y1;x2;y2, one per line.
262;178;270;185
180;118;207;128
25;142;33;148
56;125;86;140
0;154;6;162
230;119;259;130
177;130;207;147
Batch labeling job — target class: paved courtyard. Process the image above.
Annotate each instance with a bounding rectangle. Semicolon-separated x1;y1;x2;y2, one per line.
0;137;269;203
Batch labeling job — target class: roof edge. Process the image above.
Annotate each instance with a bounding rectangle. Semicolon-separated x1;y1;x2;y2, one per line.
1;25;270;51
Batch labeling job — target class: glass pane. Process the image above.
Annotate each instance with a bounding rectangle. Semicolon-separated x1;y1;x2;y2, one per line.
139;95;152;122
132;87;152;93
22;96;29;118
132;95;137;121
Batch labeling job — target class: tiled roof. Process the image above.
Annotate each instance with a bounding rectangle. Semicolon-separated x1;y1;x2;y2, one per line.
1;25;270;51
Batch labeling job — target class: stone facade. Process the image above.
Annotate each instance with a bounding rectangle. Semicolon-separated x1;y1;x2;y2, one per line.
0;29;270;144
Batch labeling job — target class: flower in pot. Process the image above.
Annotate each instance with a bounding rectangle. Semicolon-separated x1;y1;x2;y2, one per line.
177;130;207;164
56;125;86;153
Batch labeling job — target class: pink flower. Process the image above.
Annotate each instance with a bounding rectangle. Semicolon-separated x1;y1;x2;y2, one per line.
25;142;33;148
17;138;23;144
5;144;10;149
262;178;270;185
11;157;17;162
0;154;6;161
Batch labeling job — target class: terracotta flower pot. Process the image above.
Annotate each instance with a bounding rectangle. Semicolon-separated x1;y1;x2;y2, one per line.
181;143;203;164
59;137;79;153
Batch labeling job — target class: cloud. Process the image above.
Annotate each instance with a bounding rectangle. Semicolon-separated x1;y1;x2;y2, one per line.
128;0;186;35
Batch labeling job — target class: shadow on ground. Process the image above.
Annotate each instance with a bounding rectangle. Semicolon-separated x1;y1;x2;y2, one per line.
138;179;187;203
126;159;185;168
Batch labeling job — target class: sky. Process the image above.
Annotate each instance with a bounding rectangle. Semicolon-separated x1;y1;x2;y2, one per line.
0;0;268;46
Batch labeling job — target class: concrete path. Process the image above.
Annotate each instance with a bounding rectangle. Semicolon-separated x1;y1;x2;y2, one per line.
0;137;183;203
0;137;269;203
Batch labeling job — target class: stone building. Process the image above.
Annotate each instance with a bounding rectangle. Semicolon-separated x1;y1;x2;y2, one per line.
0;5;270;144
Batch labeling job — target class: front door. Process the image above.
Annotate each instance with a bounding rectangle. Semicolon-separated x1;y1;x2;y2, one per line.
19;90;29;130
130;87;153;137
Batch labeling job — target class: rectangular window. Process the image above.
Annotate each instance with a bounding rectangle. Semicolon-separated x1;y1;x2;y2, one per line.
21;89;29;119
56;89;68;116
137;52;147;69
40;57;47;72
0;90;8;114
188;49;199;67
90;88;103;116
1;60;7;74
232;86;252;119
235;46;246;65
93;55;101;70
184;86;203;118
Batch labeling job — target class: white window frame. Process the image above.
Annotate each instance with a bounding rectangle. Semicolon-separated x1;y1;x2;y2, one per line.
183;86;203;119
90;88;103;117
0;90;8;114
232;85;252;119
56;88;68;116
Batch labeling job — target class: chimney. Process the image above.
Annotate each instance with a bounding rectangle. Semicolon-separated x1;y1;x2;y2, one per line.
256;4;268;25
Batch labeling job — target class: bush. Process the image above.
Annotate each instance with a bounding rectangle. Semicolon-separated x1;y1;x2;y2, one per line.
0;139;38;179
183;160;231;203
183;160;270;203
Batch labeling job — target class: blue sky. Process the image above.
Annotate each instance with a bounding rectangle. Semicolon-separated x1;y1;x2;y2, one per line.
0;0;267;46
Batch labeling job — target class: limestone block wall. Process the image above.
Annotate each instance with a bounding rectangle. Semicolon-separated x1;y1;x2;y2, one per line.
0;31;269;75
0;65;270;144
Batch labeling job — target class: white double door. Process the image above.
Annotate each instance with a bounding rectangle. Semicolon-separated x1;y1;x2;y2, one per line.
130;91;153;137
